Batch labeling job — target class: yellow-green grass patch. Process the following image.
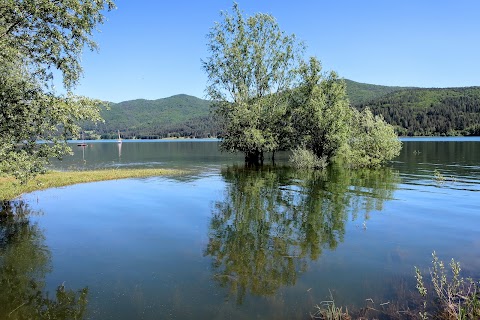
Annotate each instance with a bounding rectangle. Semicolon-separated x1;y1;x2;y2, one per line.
0;168;187;200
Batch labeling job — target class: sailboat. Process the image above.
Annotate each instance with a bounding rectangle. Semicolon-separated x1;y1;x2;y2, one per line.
117;130;122;144
77;132;87;147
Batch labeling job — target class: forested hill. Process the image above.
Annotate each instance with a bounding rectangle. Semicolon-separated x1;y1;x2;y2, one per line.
344;79;413;105
82;94;221;139
82;82;480;139
355;86;480;136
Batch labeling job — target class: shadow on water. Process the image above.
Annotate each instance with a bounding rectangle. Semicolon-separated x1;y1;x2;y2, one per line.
204;165;400;304
0;201;88;319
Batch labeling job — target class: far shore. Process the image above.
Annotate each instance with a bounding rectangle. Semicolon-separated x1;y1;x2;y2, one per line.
68;136;480;143
0;168;186;201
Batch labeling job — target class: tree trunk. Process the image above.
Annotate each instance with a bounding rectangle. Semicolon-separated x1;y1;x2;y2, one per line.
245;150;261;165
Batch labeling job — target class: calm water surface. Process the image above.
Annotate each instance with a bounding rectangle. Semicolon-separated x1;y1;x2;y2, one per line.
1;138;479;319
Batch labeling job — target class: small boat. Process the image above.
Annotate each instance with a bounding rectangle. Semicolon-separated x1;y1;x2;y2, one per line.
117;130;122;144
77;132;87;146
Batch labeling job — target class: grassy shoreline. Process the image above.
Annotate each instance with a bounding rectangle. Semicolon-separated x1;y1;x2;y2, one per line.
0;168;186;201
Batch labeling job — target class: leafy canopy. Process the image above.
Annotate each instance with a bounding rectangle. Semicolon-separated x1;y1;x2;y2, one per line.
204;4;402;167
0;0;115;181
202;3;304;161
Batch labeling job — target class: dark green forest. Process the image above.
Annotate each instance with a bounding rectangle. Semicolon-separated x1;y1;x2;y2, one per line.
355;86;480;136
82;81;480;139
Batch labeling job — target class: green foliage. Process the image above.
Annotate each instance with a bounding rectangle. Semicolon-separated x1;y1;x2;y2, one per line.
311;297;350;320
202;3;304;163
434;169;446;184
203;5;402;166
0;59;104;181
0;168;185;201
345;108;402;168
415;252;480;319
355;87;480;136
289;60;400;168
0;0;115;90
291;58;352;161
80;81;480;142
289;147;328;169
0;0;115;181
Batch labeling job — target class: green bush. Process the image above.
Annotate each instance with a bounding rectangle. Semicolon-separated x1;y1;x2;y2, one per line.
289;147;328;169
345;108;402;168
415;251;480;320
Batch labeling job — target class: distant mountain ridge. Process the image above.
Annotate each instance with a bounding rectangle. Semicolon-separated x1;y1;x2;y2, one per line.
83;94;219;139
355;86;480;136
82;80;480;139
343;79;415;105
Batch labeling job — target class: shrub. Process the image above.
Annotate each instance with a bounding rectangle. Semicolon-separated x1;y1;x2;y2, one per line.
415;251;480;319
290;147;328;169
345;108;402;168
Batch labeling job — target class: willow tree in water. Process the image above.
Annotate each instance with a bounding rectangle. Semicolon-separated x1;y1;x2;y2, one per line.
203;3;304;164
290;57;352;163
204;4;402;167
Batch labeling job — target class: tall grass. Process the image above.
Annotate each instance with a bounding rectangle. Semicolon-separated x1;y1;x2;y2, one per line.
0;168;186;200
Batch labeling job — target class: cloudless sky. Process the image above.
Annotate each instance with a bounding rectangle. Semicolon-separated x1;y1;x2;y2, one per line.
73;0;480;102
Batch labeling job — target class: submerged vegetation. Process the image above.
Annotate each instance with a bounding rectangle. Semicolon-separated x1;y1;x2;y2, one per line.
0;168;185;200
290;147;328;169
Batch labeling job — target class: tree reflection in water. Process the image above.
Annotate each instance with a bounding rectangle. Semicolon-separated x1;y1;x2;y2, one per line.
0;201;88;319
205;165;399;303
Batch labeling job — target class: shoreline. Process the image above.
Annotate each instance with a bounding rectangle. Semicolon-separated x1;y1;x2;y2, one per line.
0;168;186;201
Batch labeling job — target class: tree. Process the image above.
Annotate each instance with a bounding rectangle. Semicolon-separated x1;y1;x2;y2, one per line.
288;59;402;168
204;4;402;168
0;0;115;181
346;108;402;168
203;3;304;164
290;57;352;164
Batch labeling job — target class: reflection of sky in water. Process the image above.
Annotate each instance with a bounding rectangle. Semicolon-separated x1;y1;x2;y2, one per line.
4;139;480;319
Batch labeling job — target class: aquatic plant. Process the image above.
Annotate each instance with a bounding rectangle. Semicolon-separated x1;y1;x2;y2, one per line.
434;169;446;184
310;292;350;320
415;251;480;320
311;252;480;319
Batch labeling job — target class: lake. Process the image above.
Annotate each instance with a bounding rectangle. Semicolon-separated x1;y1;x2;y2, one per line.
1;138;479;319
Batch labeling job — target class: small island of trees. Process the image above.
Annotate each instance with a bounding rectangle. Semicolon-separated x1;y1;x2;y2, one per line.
202;4;402;169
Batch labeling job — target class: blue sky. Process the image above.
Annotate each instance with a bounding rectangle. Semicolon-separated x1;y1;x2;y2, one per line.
73;0;480;102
